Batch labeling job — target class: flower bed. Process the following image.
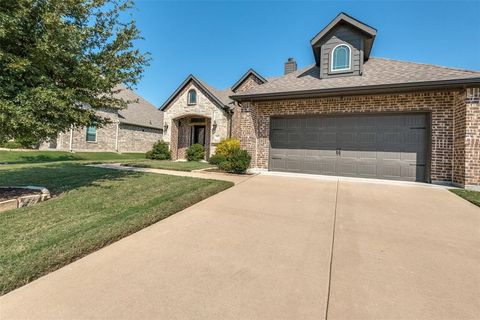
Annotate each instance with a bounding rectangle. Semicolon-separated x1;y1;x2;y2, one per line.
0;187;50;213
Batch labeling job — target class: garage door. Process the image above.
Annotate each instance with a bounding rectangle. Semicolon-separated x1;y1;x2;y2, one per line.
269;114;428;182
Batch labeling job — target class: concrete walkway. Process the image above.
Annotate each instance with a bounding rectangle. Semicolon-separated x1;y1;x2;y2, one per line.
1;174;479;319
88;163;253;184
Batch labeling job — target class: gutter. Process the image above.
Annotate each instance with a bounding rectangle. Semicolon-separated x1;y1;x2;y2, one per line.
119;120;163;131
230;78;480;101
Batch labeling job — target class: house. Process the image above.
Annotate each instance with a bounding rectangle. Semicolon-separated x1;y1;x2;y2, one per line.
160;12;480;190
41;86;163;153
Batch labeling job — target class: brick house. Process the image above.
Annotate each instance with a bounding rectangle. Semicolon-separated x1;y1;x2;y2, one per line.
161;13;480;190
41;86;163;153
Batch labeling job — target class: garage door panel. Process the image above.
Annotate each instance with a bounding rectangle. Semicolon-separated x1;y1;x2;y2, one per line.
269;114;427;182
357;161;377;177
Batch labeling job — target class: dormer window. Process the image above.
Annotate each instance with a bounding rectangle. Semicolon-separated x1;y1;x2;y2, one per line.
331;44;351;71
187;89;197;105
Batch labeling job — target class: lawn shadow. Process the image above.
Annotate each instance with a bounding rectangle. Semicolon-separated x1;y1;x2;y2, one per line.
10;154;80;164
0;163;141;196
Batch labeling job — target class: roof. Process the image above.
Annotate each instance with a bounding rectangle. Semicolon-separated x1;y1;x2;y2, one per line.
159;75;234;111
231;58;480;101
310;12;377;65
114;86;163;129
231;69;268;92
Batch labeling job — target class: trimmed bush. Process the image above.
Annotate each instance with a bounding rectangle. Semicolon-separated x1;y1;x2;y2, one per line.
215;138;240;157
186;144;205;161
219;148;251;174
1;141;22;149
146;141;171;160
208;153;226;166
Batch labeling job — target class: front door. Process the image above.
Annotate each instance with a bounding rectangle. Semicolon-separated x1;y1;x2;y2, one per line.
192;125;206;146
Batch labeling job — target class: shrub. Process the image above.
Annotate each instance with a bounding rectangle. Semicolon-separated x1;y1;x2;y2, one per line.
186;144;205;161
1;141;22;149
218;148;251;174
16;137;39;149
215;138;240;157
146;141;171;160
208;153;226;166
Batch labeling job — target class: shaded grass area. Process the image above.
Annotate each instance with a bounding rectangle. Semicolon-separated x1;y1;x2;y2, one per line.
0;150;145;164
0;163;233;295
450;189;480;207
121;159;215;172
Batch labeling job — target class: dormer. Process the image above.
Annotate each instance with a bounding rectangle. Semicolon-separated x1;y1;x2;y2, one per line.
310;13;376;79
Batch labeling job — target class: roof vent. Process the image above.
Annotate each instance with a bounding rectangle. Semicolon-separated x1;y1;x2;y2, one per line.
284;57;297;75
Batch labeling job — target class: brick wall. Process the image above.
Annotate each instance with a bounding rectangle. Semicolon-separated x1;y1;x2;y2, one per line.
117;124;162;152
464;88;480;188
239;90;471;184
233;74;265;93
40;109;162;153
231;74;265;141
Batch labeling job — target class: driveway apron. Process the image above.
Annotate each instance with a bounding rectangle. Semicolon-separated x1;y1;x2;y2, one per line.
0;175;338;320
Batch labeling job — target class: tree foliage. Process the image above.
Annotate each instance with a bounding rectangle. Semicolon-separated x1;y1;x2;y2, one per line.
0;0;149;143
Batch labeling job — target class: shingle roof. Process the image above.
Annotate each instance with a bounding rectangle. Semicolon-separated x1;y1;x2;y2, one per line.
231;58;480;100
160;75;235;111
115;87;163;129
196;79;235;109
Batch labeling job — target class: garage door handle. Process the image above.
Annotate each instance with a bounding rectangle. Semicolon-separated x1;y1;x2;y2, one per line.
271;157;282;160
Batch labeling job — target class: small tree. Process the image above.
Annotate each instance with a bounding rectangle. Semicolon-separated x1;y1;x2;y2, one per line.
0;0;150;143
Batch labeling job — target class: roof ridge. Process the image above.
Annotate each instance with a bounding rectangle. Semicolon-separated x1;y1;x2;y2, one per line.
370;57;480;74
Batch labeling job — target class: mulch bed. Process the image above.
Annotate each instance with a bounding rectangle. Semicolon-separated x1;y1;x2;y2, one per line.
0;188;41;202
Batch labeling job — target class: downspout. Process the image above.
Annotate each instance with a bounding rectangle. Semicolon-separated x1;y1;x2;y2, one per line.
115;121;120;152
69;125;74;152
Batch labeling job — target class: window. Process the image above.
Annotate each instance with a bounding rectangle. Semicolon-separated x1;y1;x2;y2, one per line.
331;44;351;71
187;89;197;105
86;125;97;142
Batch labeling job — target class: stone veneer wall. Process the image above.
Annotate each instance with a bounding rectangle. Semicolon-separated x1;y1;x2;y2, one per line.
239;90;473;184
162;82;230;160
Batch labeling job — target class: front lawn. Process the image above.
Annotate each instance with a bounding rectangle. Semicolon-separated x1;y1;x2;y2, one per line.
0;163;233;295
0;150;145;164
121;159;214;172
450;189;480;207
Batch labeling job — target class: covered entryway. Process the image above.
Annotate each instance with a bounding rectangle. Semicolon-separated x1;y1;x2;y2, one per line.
172;116;211;160
269;113;428;182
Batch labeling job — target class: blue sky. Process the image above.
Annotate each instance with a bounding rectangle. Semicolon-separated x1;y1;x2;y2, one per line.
131;0;480;107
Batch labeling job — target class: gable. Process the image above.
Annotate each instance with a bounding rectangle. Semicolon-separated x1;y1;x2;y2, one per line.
231;69;267;93
160;75;228;112
311;13;376;78
318;24;364;78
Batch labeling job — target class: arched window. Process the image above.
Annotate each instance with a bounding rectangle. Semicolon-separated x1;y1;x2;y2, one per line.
187;89;197;105
331;44;351;71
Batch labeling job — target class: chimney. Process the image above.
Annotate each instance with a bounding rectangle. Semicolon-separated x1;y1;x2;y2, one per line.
284;57;297;75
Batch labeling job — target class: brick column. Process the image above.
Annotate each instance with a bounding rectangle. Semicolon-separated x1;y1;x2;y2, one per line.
453;88;480;190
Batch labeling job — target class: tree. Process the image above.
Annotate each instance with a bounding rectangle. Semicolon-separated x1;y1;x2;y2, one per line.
0;0;149;143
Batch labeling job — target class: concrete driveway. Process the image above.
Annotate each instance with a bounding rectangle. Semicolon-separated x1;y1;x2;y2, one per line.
1;175;479;319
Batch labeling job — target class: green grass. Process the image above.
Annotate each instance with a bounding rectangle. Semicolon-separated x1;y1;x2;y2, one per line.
0;150;145;164
450;189;480;207
121;159;215;172
0;163;233;295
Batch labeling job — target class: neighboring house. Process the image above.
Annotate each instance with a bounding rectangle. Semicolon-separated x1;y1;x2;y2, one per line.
161;12;480;190
41;87;163;153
